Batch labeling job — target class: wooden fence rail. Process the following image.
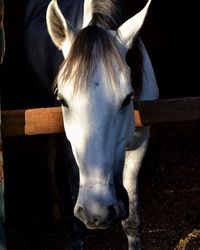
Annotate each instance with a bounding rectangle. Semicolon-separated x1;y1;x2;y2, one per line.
1;97;200;137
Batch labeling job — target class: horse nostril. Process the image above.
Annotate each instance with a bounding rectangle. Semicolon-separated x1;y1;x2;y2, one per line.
74;205;87;222
75;205;82;214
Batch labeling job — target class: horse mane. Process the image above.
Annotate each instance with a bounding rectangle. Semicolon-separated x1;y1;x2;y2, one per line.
126;39;143;98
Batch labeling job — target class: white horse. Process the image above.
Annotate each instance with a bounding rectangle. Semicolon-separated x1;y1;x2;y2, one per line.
25;0;158;249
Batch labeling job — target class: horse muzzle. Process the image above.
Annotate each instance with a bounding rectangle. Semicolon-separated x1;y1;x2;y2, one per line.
74;199;127;229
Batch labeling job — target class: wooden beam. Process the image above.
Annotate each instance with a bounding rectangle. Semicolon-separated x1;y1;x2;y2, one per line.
1;107;64;137
1;97;200;137
138;97;200;126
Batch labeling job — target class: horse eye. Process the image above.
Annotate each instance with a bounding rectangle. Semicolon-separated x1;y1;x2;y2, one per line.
60;98;69;108
56;93;69;108
122;93;134;108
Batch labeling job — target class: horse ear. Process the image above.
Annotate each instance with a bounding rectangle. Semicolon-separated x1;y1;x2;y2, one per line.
117;0;152;49
82;0;93;28
46;0;76;54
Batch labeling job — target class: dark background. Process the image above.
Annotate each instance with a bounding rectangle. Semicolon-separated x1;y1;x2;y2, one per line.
125;0;200;99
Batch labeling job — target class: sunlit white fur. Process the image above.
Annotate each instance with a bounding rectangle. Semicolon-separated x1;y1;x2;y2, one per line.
57;61;134;187
82;0;93;28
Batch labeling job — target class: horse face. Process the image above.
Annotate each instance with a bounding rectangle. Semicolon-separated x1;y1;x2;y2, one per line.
46;0;152;229
57;63;134;228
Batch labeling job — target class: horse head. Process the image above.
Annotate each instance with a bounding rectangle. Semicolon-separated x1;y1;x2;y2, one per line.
46;0;151;229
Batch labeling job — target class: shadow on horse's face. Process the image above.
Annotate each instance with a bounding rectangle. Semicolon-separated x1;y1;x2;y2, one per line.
46;0;152;229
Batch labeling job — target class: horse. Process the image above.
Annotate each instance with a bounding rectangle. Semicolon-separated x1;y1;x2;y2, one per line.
24;0;159;249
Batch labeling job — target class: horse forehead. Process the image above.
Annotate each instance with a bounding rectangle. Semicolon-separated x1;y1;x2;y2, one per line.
60;76;130;104
58;59;132;101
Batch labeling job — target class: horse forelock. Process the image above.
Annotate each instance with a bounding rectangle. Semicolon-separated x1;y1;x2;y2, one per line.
54;25;127;93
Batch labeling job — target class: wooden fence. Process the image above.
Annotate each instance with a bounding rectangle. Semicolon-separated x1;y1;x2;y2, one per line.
1;97;200;137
